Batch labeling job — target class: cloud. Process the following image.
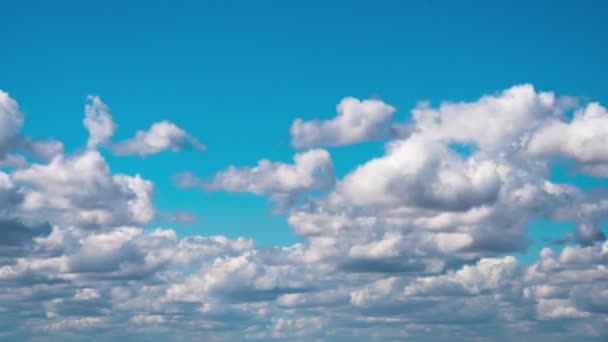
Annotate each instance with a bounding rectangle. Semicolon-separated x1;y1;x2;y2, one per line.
290;97;396;148
0;220;51;261
110;120;206;156
83;95;116;149
336;135;502;211
0;90;23;158
19;137;64;161
165;210;197;224
0;90;63;164
172;171;203;189
528;102;608;164
205;149;335;201
83;95;204;156
412;84;561;151
11;151;154;228
574;222;606;246
403;256;518;296
165;252;311;303
1;85;608;341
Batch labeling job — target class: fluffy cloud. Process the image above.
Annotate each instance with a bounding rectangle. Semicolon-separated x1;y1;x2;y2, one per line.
412;84;561;151
12;151;154;228
0;90;63;164
403;256;518;296
165;210;197;224
110;120;206;156
336;135;502;211
204;149;335;205
290;97;397;148
1;85;608;341
575;222;607;246
83;95;205;156
528;102;608;164
83;95;116;149
0;90;23;157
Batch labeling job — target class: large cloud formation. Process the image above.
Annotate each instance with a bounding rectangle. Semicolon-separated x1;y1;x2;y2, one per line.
1;86;607;341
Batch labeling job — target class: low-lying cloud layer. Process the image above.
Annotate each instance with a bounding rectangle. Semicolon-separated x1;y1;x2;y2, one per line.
0;86;607;341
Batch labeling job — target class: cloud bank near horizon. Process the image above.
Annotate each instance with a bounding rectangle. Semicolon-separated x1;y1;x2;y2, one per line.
1;85;607;341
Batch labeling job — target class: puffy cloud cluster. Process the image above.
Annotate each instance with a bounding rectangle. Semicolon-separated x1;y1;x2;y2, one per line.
180;149;335;208
0;90;22;156
1;86;608;341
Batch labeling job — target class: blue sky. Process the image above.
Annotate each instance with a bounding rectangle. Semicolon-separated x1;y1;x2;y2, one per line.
1;1;608;340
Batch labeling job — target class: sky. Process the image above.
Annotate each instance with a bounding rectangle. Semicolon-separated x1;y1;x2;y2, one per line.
1;1;608;341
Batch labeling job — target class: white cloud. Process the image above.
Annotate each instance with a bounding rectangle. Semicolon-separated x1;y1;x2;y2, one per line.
336;135;502;211
206;149;334;196
74;288;101;301
0;90;63;163
528;102;608;163
2;85;608;341
83;95;204;156
11;151;154;228
0;90;23;157
83;95;116;149
290;97;396;148
172;171;203;188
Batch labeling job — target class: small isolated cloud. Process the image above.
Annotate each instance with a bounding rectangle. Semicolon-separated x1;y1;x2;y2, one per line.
82;95;205;156
0;90;63;164
83;95;116;149
205;149;335;198
110;120;206;156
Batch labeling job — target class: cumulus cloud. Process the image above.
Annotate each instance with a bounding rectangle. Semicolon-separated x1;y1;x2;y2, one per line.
403;256;519;296
19;137;64;161
0;90;63;164
575;222;606;246
204;149;335;204
0;90;23;157
2;85;608;341
172;171;203;189
165;210;197;224
11;151;154;228
336;135;502;211
528;102;608;164
83;95;116;149
290;97;397;148
110;120;206;156
412;84;561;151
83;95;205;156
